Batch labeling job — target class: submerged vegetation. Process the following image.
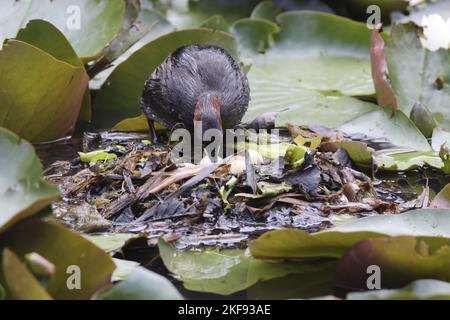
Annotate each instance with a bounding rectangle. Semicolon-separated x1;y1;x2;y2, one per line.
2;0;450;300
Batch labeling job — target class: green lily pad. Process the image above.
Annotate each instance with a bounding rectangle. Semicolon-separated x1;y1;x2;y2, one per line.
112;258;140;282
84;233;137;253
2;219;116;300
98;266;183;300
15;19;91;122
16;19;83;67
250;0;282;22
249;209;450;259
432;127;450;151
105;0;148;62
410;102;438;139
385;23;450;130
93;28;237;128
0;128;59;235
231;18;279;54
336;236;450;290
347;279;450;300
240;12;378;127
90;8;174;90
373;148;448;173
338;109;431;151
431;183;450;209
200;15;231;32
159;239;326;295
163;0;261;29
0;129;114;299
112;115;151;132
0;0;125;61
0;40;89;142
1;248;52;300
247;260;338;300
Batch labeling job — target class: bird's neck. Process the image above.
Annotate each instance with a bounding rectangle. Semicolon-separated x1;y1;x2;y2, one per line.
194;92;222;122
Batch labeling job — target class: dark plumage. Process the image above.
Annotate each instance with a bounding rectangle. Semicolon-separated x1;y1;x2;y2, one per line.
140;44;250;142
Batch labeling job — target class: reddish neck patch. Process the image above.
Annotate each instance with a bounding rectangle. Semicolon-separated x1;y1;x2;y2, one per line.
194;94;221;121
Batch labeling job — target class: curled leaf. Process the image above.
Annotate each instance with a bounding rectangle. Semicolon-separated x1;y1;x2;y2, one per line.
370;28;398;115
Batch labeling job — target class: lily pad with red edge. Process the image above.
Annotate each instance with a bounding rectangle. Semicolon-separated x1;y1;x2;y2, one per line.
336;236;450;291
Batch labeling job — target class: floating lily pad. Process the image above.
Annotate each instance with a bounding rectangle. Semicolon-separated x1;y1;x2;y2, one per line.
0;129;114;299
105;0;148;62
15;19;91;122
410;102;438;139
159;239;326;295
90;8;174;90
247;260;338;300
16;20;83;67
0;40;89;142
112;258;140;282
2;219;115;300
240;12;378;127
231;18;279;55
249;209;450;259
373;148;449;173
0;0;125;61
251;1;282;22
432;127;450;151
338;109;431;151
431;183;450;208
0;128;59;235
348;279;450;300
112;115;152;132
84;233;137;253
200;15;231;32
